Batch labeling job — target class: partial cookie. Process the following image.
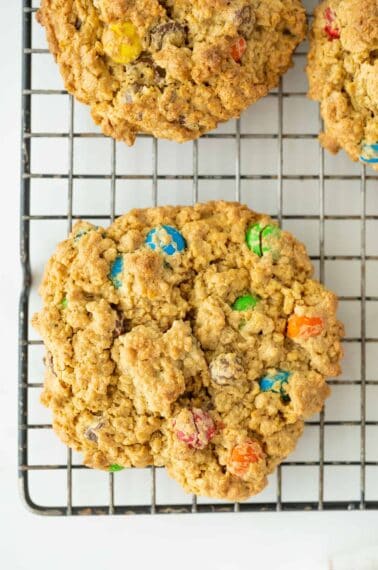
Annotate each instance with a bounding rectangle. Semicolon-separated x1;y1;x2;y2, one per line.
37;0;306;144
307;0;378;170
33;201;343;501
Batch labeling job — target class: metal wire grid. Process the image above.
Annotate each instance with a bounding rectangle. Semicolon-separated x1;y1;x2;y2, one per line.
19;0;378;515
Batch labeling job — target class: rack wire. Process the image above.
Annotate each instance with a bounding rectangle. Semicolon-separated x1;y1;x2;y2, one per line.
19;0;378;515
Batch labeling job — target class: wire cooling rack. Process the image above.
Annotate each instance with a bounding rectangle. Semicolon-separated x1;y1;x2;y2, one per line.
19;0;378;515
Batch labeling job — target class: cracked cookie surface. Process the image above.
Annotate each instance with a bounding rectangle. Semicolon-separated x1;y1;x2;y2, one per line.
307;0;378;171
33;201;343;501
37;0;306;144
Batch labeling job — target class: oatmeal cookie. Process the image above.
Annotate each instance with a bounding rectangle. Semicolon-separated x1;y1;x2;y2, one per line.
307;0;378;170
33;201;343;501
37;0;306;143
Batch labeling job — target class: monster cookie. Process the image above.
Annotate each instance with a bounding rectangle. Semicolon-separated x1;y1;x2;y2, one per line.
33;201;343;501
307;0;378;171
37;0;306;144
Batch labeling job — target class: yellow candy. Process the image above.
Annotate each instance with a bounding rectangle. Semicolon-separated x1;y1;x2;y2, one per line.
103;22;142;64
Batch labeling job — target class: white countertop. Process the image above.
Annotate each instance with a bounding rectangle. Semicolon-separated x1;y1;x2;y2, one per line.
1;3;378;569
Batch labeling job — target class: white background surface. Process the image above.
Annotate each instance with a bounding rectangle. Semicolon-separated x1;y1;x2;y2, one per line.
1;2;378;569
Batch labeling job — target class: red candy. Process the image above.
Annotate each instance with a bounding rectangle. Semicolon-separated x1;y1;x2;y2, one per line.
231;37;247;63
324;7;340;40
175;408;216;450
229;440;265;477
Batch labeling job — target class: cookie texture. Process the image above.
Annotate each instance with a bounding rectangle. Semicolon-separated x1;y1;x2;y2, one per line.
37;0;306;144
307;0;378;170
33;201;343;501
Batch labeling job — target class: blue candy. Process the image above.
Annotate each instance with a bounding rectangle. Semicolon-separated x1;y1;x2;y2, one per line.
109;255;123;289
145;225;186;256
259;371;291;395
360;142;378;164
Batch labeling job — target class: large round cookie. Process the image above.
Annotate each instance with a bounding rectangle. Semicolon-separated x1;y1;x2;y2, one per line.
33;201;343;501
307;0;378;171
37;0;306;144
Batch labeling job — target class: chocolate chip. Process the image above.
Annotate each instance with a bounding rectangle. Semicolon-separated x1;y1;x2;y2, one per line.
210;353;244;385
235;5;255;38
124;83;142;104
114;311;130;338
74;18;82;31
85;420;104;443
83;292;95;301
149;21;187;51
43;351;56;376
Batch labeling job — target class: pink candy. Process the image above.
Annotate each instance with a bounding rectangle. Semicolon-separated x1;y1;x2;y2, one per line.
175;408;216;450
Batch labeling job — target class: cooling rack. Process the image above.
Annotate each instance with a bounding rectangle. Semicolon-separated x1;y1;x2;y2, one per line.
19;0;378;515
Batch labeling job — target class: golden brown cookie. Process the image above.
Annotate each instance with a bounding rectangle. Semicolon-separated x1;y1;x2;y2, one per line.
33;201;343;501
37;0;306;144
307;0;378;170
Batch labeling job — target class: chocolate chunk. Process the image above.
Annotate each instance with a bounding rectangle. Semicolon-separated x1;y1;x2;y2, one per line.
149;21;187;51
235;5;255;38
74;18;82;31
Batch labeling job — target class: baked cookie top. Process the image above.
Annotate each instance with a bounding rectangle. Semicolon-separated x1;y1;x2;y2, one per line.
307;0;378;171
33;201;343;501
37;0;306;144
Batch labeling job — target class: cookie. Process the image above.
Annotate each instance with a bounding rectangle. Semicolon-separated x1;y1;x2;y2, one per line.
33;201;343;501
37;0;306;144
307;0;378;171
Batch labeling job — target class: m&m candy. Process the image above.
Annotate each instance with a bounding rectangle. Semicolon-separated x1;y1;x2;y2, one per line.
324;7;340;40
246;223;281;257
59;297;68;309
232;293;260;311
145;225;186;256
259;370;291;400
103;22;142;64
109;255;124;289
175;408;216;450
228;440;265;477
230;37;247;63
360;142;378;165
109;464;124;472
287;314;324;340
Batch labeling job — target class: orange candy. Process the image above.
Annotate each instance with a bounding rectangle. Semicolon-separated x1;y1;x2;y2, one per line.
287;315;324;340
230;37;247;63
229;440;265;477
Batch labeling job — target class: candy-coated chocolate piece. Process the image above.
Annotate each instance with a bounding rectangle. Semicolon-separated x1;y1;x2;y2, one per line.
360;142;378;164
229;440;265;477
231;37;247;62
109;464;124;472
259;370;291;395
287;314;324;340
245;223;263;255
245;223;281;257
103;22;142;64
60;297;68;309
145;225;186;256
324;7;340;40
175;408;216;450
109;255;123;289
232;293;260;311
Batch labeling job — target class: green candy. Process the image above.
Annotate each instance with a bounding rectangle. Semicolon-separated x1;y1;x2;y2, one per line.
246;223;281;257
59;297;68;309
232;293;260;311
108;464;124;472
245;223;263;255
